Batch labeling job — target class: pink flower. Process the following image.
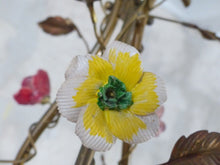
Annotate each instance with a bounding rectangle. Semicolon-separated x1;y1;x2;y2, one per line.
155;106;166;135
14;70;50;105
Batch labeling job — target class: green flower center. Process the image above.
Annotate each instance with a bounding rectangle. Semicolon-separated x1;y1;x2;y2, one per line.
97;76;133;111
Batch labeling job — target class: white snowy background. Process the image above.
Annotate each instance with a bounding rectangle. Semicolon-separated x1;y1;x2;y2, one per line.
0;0;220;165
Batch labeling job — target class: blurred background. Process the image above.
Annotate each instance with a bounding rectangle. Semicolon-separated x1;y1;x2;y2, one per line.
0;0;220;164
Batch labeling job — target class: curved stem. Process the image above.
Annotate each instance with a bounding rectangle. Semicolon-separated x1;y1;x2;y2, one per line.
14;102;59;165
91;0;122;54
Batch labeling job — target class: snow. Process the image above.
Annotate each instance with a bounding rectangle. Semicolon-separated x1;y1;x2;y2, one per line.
0;0;220;164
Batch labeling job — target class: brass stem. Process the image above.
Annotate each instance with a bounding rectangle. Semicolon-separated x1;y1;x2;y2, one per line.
14;102;58;165
91;0;122;54
74;1;123;164
74;146;95;165
118;0;156;164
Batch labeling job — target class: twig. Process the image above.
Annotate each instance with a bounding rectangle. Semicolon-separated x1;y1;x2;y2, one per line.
74;145;95;165
74;25;90;53
4;102;59;165
101;154;106;165
87;1;106;51
0;131;37;164
100;0;108;15
150;15;220;41
116;0;147;41
90;0;122;54
119;143;137;165
151;0;166;10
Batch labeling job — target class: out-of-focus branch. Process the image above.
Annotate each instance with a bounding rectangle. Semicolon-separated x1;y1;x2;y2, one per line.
86;1;106;50
150;15;220;42
13;102;59;165
151;0;166;10
74;25;90;53
119;144;137;165
75;146;95;165
91;0;122;54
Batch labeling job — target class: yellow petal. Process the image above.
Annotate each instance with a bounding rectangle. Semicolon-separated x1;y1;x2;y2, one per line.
129;72;160;115
56;77;86;122
75;99;115;151
88;56;114;82
113;52;143;91
73;78;104;107
125;114;160;144
104;109;146;142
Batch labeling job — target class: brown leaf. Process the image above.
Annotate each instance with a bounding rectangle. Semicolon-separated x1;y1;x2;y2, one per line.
182;0;191;7
38;16;75;35
161;130;220;165
199;29;220;41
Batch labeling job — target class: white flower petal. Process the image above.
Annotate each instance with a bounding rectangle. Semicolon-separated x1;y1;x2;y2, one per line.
65;55;91;79
56;77;86;122
75;106;116;151
124;113;160;144
154;75;167;106
103;41;140;59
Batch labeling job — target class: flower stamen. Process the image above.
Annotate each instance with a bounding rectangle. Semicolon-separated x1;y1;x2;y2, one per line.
97;76;133;111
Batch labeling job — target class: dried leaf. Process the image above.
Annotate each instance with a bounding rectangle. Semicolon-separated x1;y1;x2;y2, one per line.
38;16;75;35
161;130;220;165
199;29;220;41
182;0;191;7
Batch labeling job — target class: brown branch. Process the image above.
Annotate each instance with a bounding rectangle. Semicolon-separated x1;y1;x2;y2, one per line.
119;143;131;165
118;0;156;164
119;144;137;165
91;0;122;54
74;25;90;53
86;1;106;51
151;0;166;10
101;154;106;165
75;146;95;165
150;15;220;42
0;131;37;164
74;1;123;164
13;102;59;165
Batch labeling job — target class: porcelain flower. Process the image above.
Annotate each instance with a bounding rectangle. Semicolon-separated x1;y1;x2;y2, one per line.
14;69;50;105
56;41;167;151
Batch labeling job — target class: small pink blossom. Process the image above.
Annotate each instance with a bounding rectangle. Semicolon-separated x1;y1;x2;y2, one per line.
155;106;166;135
14;70;50;105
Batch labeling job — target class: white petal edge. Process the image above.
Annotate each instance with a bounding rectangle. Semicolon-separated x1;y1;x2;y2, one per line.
124;113;160;144
154;75;167;106
56;77;86;122
65;55;91;79
75;107;116;152
103;41;141;59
